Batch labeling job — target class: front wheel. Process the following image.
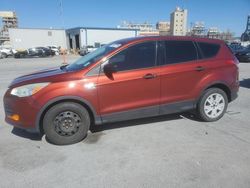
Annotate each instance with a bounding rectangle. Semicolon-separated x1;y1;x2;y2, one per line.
197;88;228;122
43;102;90;145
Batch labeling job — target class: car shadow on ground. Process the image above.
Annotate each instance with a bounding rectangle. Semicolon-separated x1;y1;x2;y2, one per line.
240;78;250;89
11;112;200;143
11;128;43;141
90;112;199;133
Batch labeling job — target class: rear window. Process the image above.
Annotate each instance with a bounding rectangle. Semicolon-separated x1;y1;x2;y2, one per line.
197;42;220;59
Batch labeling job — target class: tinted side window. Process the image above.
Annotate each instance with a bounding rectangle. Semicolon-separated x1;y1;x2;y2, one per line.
164;41;197;64
108;41;156;71
197;42;220;59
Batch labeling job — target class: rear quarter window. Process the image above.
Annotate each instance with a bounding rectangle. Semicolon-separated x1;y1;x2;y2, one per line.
197;42;220;59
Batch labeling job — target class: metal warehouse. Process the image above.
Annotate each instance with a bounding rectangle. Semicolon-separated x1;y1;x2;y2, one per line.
66;27;139;49
8;28;67;49
8;27;139;50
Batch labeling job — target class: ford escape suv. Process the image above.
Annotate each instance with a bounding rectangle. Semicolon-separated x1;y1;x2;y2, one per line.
3;36;239;145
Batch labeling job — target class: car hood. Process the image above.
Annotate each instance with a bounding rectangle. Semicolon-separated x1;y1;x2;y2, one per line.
9;67;69;88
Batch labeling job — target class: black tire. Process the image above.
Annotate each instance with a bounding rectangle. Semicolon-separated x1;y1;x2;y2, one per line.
2;52;7;58
39;53;45;58
197;88;228;122
14;54;20;58
43;102;90;145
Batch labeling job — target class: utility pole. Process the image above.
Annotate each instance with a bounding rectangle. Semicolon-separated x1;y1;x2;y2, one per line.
59;0;67;64
59;0;65;29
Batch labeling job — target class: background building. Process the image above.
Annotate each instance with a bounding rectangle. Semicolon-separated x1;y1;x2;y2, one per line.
241;15;250;41
189;22;206;37
118;21;158;36
118;21;154;31
7;27;138;50
9;28;67;49
170;7;188;36
3;6;241;50
66;27;138;50
156;21;170;36
207;27;220;39
0;11;18;46
219;30;234;41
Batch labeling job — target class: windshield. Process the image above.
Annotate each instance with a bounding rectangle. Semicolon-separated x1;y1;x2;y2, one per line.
66;43;123;71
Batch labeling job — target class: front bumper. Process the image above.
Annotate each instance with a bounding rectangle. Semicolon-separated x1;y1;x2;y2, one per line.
3;89;41;133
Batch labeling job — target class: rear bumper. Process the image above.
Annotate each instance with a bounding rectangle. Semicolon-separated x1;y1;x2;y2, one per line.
231;90;238;101
230;81;239;102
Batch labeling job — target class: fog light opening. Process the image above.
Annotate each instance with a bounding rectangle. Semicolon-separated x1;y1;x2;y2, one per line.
8;114;20;121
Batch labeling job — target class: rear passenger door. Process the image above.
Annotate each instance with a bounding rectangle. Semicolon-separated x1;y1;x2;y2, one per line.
158;40;208;113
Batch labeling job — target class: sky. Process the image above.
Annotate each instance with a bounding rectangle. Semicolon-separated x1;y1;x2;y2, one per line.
0;0;250;37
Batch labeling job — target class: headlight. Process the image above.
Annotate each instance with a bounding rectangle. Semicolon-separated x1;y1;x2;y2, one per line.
10;83;49;97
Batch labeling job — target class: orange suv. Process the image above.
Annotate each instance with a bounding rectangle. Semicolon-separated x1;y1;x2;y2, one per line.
4;36;239;145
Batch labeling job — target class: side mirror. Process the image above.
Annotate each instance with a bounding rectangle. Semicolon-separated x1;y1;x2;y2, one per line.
103;63;116;74
103;63;116;80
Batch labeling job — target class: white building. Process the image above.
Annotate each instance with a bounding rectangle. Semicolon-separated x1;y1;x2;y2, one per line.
66;27;139;49
118;21;158;36
8;27;139;50
9;28;67;49
207;27;220;39
156;21;170;36
190;22;206;36
170;7;188;36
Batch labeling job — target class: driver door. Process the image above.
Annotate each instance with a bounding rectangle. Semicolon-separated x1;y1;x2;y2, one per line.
97;41;161;123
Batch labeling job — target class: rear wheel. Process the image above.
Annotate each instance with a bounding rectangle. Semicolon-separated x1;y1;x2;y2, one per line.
43;102;90;145
197;88;228;122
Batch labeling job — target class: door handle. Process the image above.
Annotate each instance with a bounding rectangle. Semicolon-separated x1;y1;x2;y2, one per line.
195;66;205;72
143;73;157;79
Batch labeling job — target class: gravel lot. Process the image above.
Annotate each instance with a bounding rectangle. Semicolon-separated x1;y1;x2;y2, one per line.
0;56;250;188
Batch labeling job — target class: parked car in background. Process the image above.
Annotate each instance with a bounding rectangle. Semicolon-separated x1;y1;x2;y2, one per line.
0;47;14;58
29;47;54;57
87;45;98;53
229;44;250;62
79;45;100;56
0;51;7;58
229;44;246;54
246;45;250;50
0;51;4;59
235;48;250;62
14;49;28;58
79;46;88;56
47;46;60;55
4;36;239;145
14;47;54;58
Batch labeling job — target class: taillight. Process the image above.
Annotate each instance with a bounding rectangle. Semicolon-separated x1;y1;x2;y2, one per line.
231;57;239;82
233;56;239;67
